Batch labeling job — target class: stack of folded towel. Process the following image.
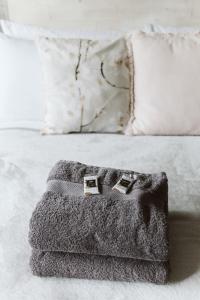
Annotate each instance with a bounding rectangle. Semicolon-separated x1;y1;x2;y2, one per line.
29;160;169;284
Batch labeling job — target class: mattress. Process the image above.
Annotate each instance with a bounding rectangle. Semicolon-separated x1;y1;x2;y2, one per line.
0;129;200;300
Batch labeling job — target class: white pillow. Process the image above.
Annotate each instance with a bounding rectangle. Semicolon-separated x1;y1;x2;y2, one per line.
0;20;123;131
127;31;200;135
37;36;130;134
0;19;122;40
0;32;43;129
152;24;200;33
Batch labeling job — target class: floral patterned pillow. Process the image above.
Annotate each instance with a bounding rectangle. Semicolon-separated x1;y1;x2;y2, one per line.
36;37;130;133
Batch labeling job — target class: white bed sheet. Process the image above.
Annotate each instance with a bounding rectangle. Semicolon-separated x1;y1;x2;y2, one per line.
0;130;200;300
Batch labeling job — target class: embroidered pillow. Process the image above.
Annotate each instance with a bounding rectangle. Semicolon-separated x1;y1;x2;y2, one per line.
36;37;130;133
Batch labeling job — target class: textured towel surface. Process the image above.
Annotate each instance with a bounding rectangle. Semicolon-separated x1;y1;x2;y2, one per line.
29;160;169;283
30;249;169;284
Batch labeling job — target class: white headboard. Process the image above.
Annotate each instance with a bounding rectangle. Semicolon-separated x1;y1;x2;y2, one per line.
2;0;200;30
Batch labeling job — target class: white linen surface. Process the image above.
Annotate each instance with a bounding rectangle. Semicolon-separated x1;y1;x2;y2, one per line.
0;33;44;130
0;130;200;300
0;19;123;40
0;19;153;40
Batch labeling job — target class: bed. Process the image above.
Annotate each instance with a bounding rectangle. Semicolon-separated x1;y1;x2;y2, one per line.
1;0;200;298
0;129;200;300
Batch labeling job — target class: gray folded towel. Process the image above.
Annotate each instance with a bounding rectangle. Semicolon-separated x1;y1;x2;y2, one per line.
29;160;169;284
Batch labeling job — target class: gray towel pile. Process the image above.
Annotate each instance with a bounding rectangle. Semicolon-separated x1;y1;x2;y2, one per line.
29;160;169;284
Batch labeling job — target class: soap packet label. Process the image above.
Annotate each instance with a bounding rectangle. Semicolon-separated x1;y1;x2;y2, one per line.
84;175;100;195
112;174;137;194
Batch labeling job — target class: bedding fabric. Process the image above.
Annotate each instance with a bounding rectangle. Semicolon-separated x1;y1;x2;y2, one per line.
37;37;130;134
0;19;153;40
0;19;123;40
0;32;44;129
0;130;200;299
152;24;200;33
29;161;169;283
128;31;200;135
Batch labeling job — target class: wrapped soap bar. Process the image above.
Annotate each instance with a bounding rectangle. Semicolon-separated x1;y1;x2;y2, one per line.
84;175;100;195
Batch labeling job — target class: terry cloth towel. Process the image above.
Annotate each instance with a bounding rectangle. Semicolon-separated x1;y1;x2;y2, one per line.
29;160;169;284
